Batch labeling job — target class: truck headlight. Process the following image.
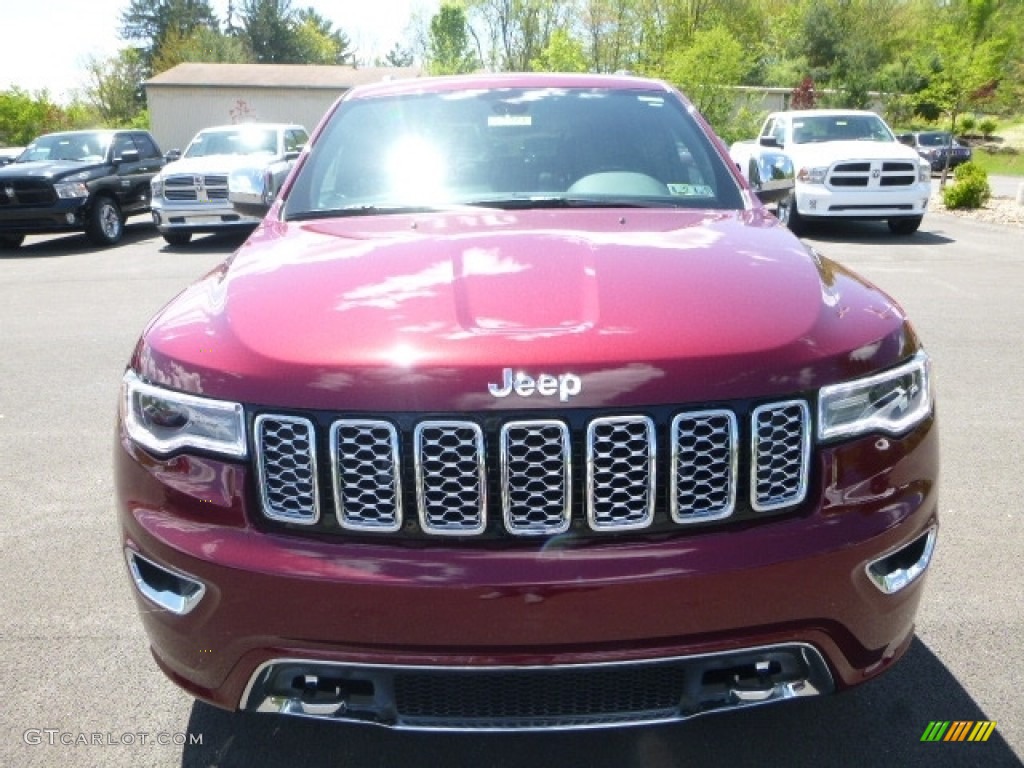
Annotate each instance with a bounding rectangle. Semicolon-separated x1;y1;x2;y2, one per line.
818;351;932;441
54;181;89;199
796;166;828;184
121;370;247;457
918;163;931;182
151;176;164;196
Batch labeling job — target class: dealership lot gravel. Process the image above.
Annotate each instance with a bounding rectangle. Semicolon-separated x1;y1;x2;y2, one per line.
1;210;1022;768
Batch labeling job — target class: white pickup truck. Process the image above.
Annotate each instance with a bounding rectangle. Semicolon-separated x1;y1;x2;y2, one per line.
731;109;931;235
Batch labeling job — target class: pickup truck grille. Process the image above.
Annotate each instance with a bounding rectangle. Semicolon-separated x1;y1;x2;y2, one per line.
162;174;229;202
0;180;56;206
253;401;812;537
828;161;917;189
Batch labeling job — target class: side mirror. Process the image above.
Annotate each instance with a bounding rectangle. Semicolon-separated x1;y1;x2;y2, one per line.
228;166;275;219
164;149;181;162
759;136;782;149
749;152;794;206
116;148;140;164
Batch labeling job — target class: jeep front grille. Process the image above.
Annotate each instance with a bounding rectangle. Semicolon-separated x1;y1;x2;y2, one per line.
254;402;812;537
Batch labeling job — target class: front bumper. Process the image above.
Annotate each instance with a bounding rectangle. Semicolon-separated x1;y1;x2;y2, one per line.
794;182;931;220
0;198;88;235
151;199;260;235
116;415;938;727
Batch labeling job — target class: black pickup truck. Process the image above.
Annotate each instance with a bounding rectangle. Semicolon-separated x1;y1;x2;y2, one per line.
0;129;164;249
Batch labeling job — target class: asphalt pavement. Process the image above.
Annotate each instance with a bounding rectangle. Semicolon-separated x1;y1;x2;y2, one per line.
0;212;1021;768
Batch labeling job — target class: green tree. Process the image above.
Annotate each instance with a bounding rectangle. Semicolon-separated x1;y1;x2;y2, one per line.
294;8;355;65
383;42;415;67
120;0;219;69
427;4;479;75
917;0;1014;184
466;0;569;71
530;28;588;72
238;0;302;63
661;25;748;134
84;48;149;126
151;26;251;73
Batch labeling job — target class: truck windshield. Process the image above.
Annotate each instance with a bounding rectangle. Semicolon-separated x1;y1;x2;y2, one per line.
791;115;895;144
18;132;111;162
284;86;744;219
185;128;278;158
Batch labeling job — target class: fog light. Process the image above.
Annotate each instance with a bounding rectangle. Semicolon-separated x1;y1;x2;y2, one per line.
808;199;817;210
65;212;76;224
866;527;937;594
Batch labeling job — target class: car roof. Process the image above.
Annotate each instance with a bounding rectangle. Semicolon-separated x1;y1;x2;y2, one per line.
344;72;676;101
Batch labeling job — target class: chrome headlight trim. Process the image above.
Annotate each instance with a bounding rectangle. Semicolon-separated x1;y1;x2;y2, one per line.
121;369;247;458
818;351;932;441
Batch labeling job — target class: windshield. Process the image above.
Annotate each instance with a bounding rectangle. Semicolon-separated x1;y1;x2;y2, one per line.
284;87;744;219
18;132;111;162
918;132;954;147
184;127;278;158
791;115;895;144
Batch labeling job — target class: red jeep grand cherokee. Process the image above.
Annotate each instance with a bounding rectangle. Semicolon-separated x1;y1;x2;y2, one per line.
116;73;938;730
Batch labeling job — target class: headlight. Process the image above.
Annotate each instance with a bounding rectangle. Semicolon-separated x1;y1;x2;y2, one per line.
54;181;89;199
818;351;932;441
796;166;828;184
121;370;247;457
151;176;164;196
918;163;931;182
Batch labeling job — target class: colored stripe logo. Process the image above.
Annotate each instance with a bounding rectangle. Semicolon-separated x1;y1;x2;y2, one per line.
921;721;997;742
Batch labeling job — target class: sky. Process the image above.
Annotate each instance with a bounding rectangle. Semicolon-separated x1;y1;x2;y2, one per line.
0;0;437;102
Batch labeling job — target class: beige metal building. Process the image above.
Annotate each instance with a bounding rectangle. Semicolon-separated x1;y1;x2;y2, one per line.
144;63;421;153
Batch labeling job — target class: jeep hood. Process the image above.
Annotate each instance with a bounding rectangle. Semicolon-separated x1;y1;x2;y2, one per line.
135;208;916;410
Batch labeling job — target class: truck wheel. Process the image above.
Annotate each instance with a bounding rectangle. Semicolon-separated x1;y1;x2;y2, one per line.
888;216;922;236
0;234;25;250
776;194;805;235
162;232;192;246
86;197;125;246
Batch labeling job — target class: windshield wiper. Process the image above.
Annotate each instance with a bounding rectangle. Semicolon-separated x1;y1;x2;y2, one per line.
466;196;679;210
288;204;442;221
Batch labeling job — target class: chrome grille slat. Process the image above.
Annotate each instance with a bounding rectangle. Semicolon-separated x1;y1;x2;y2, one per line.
330;419;402;532
671;410;737;523
751;401;811;511
415;421;486;535
587;416;655;531
501;420;571;536
253;401;812;534
255;414;318;524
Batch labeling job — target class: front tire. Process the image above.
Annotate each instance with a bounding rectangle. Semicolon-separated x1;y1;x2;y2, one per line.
776;194;805;235
888;216;922;236
86;197;125;246
162;231;192;246
0;234;25;250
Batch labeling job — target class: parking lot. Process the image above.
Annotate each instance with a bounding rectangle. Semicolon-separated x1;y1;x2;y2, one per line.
1;210;1022;767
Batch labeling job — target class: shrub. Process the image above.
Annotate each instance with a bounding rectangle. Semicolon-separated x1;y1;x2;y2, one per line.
958;115;976;135
943;161;991;209
977;117;998;139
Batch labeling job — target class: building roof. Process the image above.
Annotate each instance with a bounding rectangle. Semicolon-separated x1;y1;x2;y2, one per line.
145;63;421;90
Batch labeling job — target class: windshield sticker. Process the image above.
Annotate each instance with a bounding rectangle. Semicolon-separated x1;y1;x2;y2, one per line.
487;115;532;127
667;183;713;197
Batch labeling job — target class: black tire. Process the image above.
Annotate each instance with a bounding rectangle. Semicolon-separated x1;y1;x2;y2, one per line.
775;194;805;235
0;234;25;250
162;231;192;247
85;196;125;246
888;216;922;236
